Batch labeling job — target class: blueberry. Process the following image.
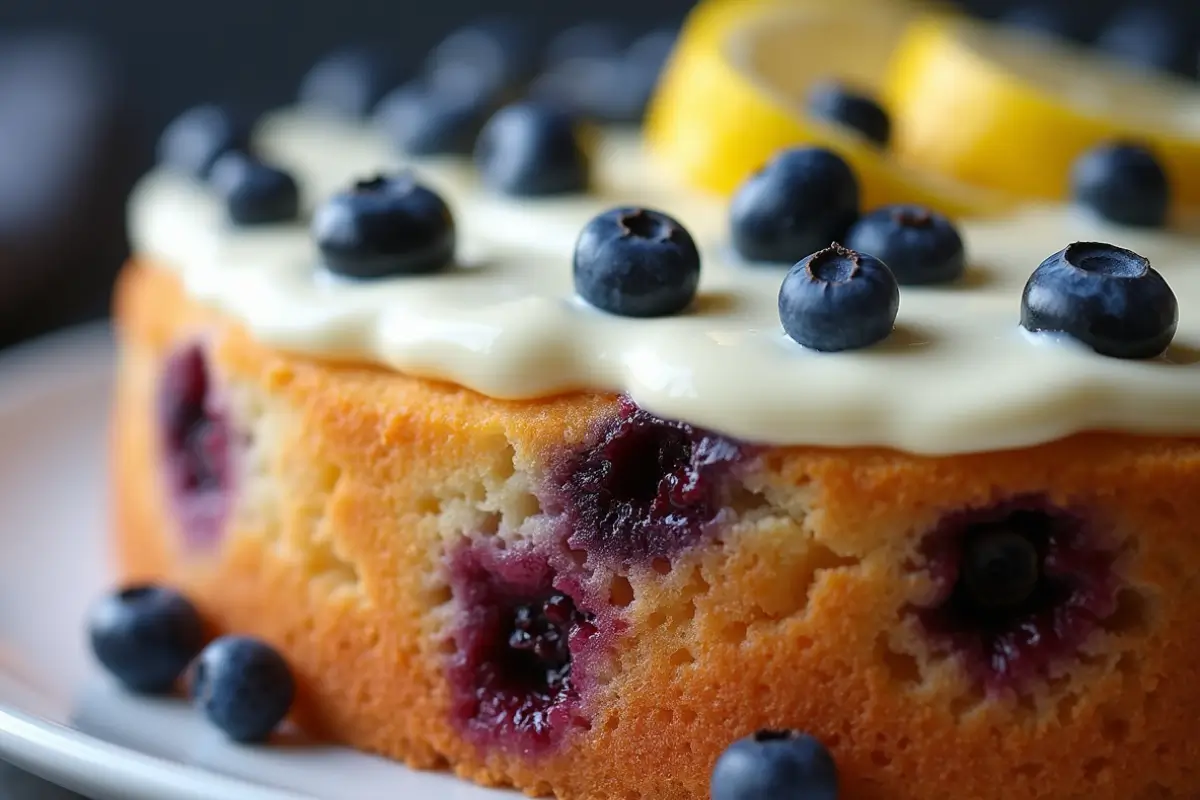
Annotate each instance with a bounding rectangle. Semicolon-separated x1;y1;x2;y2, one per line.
805;81;891;148
843;204;965;285
298;47;396;119
778;243;899;352
1020;241;1177;359
474;102;589;196
1095;5;1198;80
209;152;300;226
157;104;250;181
529;56;649;124
543;22;626;69
312;174;455;279
1070;142;1170;228
424;16;537;104
729;147;860;265
711;729;839;800
190;635;295;743
88;585;205;694
961;527;1041;612
573;207;700;317
374;81;488;157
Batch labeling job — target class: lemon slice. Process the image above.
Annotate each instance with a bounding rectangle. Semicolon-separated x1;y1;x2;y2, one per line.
885;17;1200;206
643;1;1010;218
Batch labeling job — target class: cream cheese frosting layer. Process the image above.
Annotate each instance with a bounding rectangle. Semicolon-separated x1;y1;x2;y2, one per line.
128;110;1200;454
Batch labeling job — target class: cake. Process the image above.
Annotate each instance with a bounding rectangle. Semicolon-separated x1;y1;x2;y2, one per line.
108;5;1200;799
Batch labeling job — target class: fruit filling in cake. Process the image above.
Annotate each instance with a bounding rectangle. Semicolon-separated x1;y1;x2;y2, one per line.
100;3;1200;799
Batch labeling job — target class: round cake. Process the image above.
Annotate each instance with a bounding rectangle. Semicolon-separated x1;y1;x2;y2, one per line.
110;5;1200;799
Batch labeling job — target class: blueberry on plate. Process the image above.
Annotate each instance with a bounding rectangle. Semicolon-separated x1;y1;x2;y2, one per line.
805;81;891;148
1095;5;1197;80
312;174;455;279
209;152;300;226
778;242;899;352
1020;241;1177;359
298;46;396;119
844;204;965;285
474;102;589;196
374;81;488;157
730;147;860;265
424;16;537;104
88;584;206;694
573;207;700;317
157;104;250;181
711;729;839;800
1070;142;1170;228
190;635;295;743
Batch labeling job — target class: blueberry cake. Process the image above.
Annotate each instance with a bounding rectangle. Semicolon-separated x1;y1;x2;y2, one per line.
112;23;1200;800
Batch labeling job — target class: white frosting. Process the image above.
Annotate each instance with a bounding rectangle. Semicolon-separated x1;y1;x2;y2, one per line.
128;111;1200;455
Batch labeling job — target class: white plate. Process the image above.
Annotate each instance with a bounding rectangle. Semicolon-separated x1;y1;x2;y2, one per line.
0;324;515;800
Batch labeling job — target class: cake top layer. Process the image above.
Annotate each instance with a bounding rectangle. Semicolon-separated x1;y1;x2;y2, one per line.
128;109;1200;455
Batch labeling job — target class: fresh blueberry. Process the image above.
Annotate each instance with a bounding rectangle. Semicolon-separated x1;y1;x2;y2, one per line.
543;22;626;69
88;585;205;694
1000;3;1094;44
960;527;1042;612
625;26;678;76
805;81;891;148
778;243;899;352
474;102;589;196
844;204;965;285
1095;5;1198;80
298;46;396;119
1020;241;1177;359
157;104;250;181
374;81;488;157
424;16;537;104
1070;142;1170;228
190;635;295;743
711;729;839;800
573;207;700;317
209;152;300;226
312;174;455;279
729;147;860;264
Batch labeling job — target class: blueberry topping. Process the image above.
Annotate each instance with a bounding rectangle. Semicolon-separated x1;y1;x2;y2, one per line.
729;147;860;264
209;152;300;226
88;585;205;694
1020;241;1177;359
573;207;700;317
374;81;488;157
805;81;891;148
312;174;455;279
960;527;1042;611
711;729;839;800
424;16;537;104
157;104;250;181
1095;5;1198;80
474;102;589;196
543;22;626;68
1070;142;1170;228
190;635;295;743
298;47;396;119
778;243;899;352
843;204;965;285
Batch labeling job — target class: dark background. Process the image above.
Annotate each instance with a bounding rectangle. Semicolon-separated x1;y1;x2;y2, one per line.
0;0;1196;352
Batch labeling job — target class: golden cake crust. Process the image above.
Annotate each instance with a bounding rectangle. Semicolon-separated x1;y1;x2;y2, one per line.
113;260;1200;799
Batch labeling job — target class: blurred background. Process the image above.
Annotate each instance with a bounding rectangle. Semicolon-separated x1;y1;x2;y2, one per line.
0;0;1197;352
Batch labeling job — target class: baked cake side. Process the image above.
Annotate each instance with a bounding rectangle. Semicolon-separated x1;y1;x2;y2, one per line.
113;260;1200;800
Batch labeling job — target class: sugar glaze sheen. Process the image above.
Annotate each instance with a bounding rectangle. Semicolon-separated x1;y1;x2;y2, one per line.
129;110;1200;455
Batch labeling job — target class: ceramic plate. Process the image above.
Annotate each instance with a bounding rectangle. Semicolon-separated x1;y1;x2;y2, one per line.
0;323;514;800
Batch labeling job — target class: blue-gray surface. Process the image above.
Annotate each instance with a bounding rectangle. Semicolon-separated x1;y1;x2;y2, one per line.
0;761;87;799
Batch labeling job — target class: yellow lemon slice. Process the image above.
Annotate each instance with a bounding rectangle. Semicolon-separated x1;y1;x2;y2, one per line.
643;0;1010;218
885;17;1200;206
